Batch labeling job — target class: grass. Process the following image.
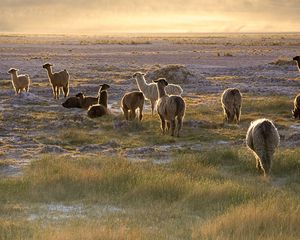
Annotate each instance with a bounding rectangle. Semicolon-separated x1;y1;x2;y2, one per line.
0;93;299;239
194;193;300;240
0;144;299;239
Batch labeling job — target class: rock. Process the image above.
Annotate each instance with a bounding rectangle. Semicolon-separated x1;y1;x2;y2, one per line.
40;145;67;153
79;140;120;153
125;146;156;156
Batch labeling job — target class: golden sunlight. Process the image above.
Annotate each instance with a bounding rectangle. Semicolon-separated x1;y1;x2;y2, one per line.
0;0;299;34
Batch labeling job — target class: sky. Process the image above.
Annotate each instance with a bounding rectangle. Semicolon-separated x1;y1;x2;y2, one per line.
0;0;299;34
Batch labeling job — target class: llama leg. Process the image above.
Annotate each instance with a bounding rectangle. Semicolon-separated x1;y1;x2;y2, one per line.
151;100;156;115
128;111;132;120
256;157;263;173
223;108;229;123
228;111;235;123
52;86;56;99
56;87;60;99
257;156;267;176
177;117;183;137
262;155;272;176
236;107;241;124
139;107;143;121
63;85;69;97
123;107;129;120
25;86;29;92
131;109;136;120
166;122;170;132
260;163;266;176
159;114;166;134
170;120;176;136
223;108;233;123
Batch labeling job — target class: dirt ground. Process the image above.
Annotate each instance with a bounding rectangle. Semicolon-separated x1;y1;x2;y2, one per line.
1;33;300;176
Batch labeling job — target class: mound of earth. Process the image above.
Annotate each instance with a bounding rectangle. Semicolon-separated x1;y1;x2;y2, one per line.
147;65;194;84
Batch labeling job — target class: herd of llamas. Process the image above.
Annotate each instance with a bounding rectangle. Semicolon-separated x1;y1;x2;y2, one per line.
6;56;300;177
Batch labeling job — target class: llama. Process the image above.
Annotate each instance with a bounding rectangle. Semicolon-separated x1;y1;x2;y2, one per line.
221;88;242;124
292;93;300;119
293;56;300;72
76;92;98;109
121;91;145;121
154;78;185;137
246;118;280;176
87;84;110;118
62;96;81;108
42;63;69;99
8;68;30;94
132;72;183;115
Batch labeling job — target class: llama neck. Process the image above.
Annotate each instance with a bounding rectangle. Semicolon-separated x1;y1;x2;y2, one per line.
157;85;167;98
296;60;300;71
46;67;54;79
135;76;148;92
99;91;108;107
77;95;84;106
10;72;18;83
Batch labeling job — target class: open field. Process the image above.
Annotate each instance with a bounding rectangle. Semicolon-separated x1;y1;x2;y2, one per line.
0;33;300;239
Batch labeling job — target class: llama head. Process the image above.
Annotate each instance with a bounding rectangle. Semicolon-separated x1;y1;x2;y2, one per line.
132;72;145;78
62;97;80;108
153;78;168;87
99;84;110;92
75;92;84;98
8;68;18;74
293;56;300;61
42;63;53;69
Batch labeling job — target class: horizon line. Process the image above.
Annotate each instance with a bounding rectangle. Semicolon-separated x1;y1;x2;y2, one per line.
1;31;300;37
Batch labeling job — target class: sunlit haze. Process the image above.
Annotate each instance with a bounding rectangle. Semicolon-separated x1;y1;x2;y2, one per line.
0;0;300;34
